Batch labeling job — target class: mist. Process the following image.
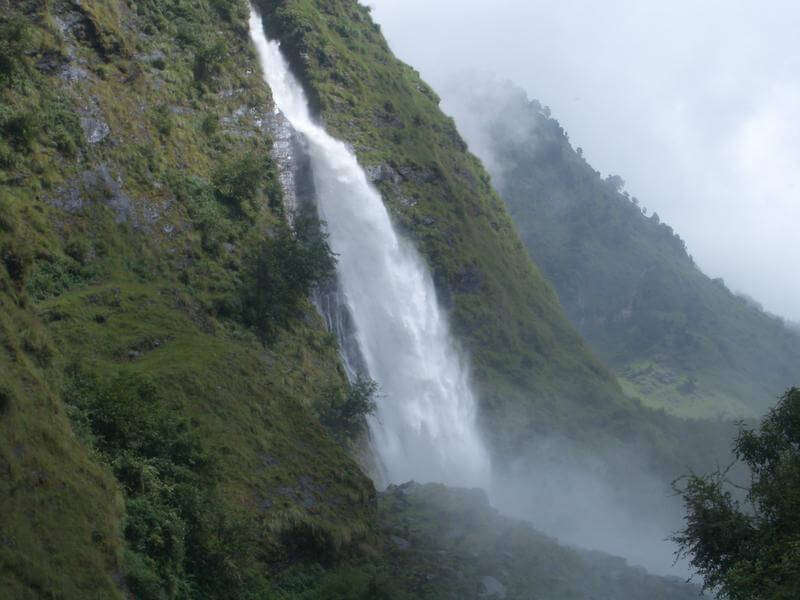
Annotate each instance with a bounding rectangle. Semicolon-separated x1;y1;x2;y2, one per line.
365;0;800;322
490;437;689;578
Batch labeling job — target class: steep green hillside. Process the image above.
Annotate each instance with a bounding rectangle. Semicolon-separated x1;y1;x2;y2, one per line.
442;78;800;419
0;1;376;596
254;0;736;475
0;0;729;597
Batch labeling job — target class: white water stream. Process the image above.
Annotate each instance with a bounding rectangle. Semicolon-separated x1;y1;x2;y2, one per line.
249;10;490;488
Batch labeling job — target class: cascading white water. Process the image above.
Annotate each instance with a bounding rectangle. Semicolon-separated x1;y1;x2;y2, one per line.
249;10;490;488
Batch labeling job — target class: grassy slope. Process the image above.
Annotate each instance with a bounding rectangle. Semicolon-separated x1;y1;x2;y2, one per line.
0;1;726;598
444;80;800;418
254;0;736;476
0;0;375;596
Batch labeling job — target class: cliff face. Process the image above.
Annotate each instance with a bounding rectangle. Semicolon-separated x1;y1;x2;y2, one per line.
440;78;800;419
1;0;721;597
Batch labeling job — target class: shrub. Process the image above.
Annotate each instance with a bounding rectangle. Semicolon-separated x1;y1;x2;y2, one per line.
65;236;92;265
1;240;32;285
42;98;85;158
319;375;378;438
212;152;270;219
193;39;226;83
152;103;173;138
26;257;85;301
0;15;32;83
2;111;41;152
238;212;336;341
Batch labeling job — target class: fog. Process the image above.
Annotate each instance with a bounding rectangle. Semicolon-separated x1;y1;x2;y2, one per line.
365;0;800;322
490;437;690;578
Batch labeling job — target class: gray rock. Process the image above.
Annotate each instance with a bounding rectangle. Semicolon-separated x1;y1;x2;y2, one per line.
51;165;132;224
366;163;401;185
80;115;110;144
60;64;89;82
398;165;440;184
479;576;506;599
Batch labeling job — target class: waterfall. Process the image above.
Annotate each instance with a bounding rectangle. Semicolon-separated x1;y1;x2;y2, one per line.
249;10;490;489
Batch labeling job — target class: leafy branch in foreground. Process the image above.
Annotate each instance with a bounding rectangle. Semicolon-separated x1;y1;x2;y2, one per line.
672;387;800;599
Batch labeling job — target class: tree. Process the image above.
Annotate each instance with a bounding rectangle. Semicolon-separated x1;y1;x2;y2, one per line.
672;387;800;599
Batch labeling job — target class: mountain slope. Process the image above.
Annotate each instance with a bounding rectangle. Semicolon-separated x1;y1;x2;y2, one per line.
442;77;800;418
254;0;736;474
0;0;727;596
0;1;376;596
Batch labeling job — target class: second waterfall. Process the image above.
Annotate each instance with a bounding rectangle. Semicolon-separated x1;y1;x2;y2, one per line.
249;9;490;489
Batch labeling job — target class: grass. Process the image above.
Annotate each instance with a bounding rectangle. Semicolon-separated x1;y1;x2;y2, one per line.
0;1;376;596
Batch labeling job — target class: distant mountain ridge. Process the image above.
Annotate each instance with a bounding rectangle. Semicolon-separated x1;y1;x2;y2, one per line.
442;77;800;418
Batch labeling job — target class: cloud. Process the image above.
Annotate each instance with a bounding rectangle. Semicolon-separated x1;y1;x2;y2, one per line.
365;0;800;321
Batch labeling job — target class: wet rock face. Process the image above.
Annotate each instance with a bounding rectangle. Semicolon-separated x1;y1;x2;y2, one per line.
266;108;316;218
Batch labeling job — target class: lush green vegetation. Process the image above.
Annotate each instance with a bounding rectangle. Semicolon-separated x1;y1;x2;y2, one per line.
0;0;375;597
673;388;800;598
444;78;800;418
255;0;739;483
0;0;766;597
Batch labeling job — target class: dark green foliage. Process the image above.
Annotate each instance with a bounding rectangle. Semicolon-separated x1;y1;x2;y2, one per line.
194;39;227;83
1;111;41;152
319;375;378;438
0;384;12;415
26;257;88;301
238;212;336;341
213;150;271;219
65;236;92;265
152;104;174;138
673;388;800;599
0;15;32;83
1;239;31;285
42;97;85;157
63;367;272;599
447;78;800;417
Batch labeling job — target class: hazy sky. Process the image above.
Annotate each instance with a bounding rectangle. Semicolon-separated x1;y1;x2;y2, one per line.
365;0;800;322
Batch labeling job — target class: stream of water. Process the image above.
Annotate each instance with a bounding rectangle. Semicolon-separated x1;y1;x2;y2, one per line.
249;9;490;489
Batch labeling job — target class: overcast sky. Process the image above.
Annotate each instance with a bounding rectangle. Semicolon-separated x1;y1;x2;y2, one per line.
365;0;800;322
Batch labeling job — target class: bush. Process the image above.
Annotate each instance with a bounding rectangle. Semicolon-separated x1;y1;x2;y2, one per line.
2;240;32;285
238;212;336;341
0;15;32;83
63;367;273;599
212;152;271;219
319;376;378;438
193;39;226;83
152;103;173;138
170;173;230;255
2;111;41;151
26;257;85;301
